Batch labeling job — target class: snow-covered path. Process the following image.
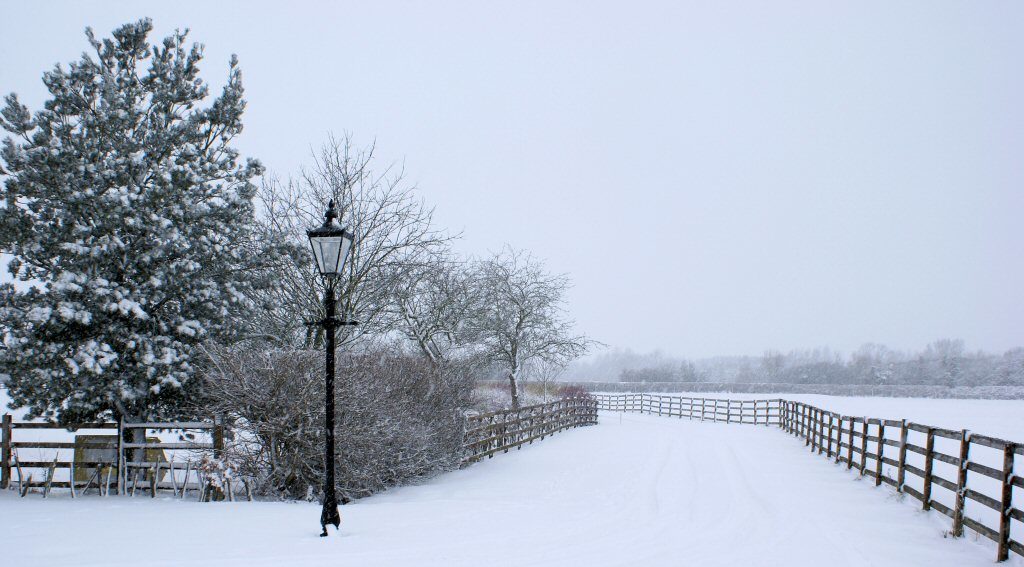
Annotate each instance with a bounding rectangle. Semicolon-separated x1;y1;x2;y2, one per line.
2;412;1015;566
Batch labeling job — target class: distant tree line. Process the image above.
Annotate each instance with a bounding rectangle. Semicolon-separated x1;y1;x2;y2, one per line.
565;340;1024;388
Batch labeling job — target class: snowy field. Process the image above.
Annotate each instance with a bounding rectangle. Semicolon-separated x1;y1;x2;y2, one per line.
742;393;1024;442
3;411;1021;567
610;391;1024;441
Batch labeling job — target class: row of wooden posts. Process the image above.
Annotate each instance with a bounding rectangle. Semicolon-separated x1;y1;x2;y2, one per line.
462;396;599;465
0;414;247;500
594;393;1022;563
593;393;781;425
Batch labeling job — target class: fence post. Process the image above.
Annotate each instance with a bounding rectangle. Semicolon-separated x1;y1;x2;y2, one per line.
847;417;854;469
799;405;805;440
1;414;10;489
823;413;831;456
805;406;812;448
213;419;225;458
809;408;816;451
951;429;970;537
818;410;826;454
812;409;819;452
921;427;935;511
897;420;908;492
803;405;809;441
810;407;816;446
835;416;843;464
874;421;885;487
859;417;868;474
117;416;125;495
996;443;1015;562
809;406;816;447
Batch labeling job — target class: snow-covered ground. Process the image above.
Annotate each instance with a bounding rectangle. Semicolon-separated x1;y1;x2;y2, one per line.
3;412;1019;567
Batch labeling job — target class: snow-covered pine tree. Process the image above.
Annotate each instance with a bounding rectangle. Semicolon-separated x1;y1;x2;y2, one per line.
0;19;266;424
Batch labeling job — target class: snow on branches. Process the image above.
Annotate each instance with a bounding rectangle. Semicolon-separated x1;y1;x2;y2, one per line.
0;19;275;424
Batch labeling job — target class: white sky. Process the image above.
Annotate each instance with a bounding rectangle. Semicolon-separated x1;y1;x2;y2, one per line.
2;1;1022;358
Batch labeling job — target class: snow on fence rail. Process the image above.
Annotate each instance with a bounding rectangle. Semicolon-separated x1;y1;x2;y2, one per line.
0;414;230;500
594;393;1022;563
462;396;598;465
592;393;782;425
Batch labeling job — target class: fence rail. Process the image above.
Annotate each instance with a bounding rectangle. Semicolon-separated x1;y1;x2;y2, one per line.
593;393;782;426
594;394;1022;563
1;414;226;499
778;401;1023;562
462;397;598;465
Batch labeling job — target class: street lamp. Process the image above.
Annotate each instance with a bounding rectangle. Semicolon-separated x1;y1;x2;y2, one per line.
307;199;355;537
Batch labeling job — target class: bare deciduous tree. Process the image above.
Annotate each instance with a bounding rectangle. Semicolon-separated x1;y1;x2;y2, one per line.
251;134;456;349
524;358;570;403
391;251;482;366
473;247;593;408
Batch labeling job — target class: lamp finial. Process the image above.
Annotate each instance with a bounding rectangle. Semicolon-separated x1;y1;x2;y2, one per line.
324;200;338;226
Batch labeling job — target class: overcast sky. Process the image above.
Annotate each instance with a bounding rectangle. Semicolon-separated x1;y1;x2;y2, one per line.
2;1;1022;358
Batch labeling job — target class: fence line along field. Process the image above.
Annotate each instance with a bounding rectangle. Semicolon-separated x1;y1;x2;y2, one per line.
462;397;598;464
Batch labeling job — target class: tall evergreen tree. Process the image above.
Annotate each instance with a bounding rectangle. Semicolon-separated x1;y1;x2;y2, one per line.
0;19;266;423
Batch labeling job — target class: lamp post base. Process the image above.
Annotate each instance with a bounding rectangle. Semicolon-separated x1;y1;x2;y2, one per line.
320;500;341;537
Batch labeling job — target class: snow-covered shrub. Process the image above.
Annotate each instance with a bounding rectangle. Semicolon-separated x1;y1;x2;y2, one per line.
197;343;474;501
196;454;240;501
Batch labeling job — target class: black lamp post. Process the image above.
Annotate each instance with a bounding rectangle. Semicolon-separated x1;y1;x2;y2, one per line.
307;199;355;537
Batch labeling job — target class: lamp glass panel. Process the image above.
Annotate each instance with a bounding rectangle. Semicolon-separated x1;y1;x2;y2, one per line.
311;236;343;275
338;235;353;273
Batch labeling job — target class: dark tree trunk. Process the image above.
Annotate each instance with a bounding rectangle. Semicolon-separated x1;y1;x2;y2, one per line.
508;372;520;410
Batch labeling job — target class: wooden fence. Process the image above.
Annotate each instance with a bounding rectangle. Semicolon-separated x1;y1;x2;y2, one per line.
593;393;782;426
780;401;1022;562
592;394;1022;562
5;396;600;497
463;397;598;465
1;414;231;500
